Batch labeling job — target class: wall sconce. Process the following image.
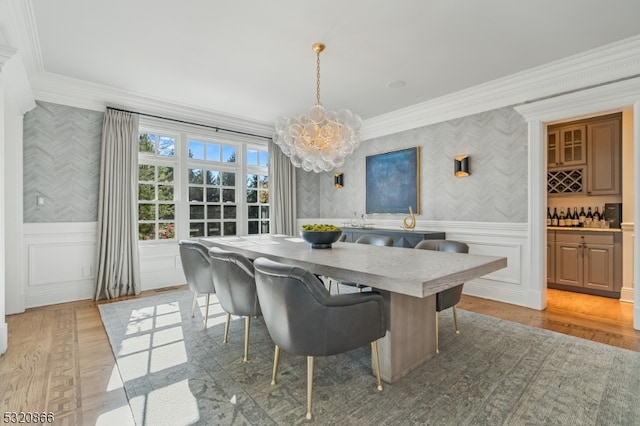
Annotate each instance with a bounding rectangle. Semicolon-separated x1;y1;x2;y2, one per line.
334;172;344;188
454;155;470;177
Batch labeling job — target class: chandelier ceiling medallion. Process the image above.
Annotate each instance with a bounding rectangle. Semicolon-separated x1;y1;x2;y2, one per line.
273;42;362;173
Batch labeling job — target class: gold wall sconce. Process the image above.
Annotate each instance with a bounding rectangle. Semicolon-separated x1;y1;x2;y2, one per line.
334;173;344;188
454;155;470;177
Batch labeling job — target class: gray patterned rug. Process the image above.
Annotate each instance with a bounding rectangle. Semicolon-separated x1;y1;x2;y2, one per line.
99;290;640;425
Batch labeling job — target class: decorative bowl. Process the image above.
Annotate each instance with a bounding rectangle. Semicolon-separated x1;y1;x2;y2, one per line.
299;230;343;249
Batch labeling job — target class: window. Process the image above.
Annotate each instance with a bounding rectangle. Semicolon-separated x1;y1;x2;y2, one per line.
137;121;269;242
246;146;269;234
138;133;177;240
187;138;240;238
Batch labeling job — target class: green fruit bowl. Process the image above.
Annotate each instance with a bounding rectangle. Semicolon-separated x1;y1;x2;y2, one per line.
300;230;343;249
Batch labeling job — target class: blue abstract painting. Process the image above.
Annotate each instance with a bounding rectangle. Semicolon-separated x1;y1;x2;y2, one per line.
366;147;420;214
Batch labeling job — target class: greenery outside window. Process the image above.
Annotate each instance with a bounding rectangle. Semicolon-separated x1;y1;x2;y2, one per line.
138;133;177;240
137;121;269;242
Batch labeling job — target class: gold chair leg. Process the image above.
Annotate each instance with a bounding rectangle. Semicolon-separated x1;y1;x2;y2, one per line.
191;292;198;318
223;313;231;344
306;356;314;420
243;316;250;362
204;293;211;329
371;341;383;391
435;311;440;354
453;305;460;334
271;345;280;386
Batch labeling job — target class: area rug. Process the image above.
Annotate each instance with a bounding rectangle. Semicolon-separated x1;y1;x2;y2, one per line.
99;290;640;425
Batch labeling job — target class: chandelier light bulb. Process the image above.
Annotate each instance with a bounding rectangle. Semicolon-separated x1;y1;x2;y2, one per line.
273;42;362;173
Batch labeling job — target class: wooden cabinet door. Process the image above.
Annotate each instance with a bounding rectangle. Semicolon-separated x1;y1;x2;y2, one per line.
547;129;560;168
559;125;586;166
587;118;621;195
583;243;614;291
547;231;555;283
555;241;582;287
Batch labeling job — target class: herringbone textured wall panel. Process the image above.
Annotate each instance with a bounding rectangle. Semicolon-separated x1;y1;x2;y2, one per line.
24;101;103;223
297;107;527;223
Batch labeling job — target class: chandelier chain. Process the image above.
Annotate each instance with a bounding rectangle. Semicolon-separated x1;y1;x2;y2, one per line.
316;48;322;106
272;41;362;173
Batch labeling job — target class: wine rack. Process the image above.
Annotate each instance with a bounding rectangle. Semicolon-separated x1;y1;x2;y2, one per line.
547;169;583;194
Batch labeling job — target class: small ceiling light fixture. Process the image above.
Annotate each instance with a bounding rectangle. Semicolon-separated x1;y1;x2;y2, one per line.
454;155;470;177
273;42;362;173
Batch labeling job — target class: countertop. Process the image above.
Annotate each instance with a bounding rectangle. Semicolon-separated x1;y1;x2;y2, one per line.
547;226;621;233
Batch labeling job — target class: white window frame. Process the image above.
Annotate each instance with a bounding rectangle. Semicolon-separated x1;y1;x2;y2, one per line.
245;143;270;235
137;117;269;244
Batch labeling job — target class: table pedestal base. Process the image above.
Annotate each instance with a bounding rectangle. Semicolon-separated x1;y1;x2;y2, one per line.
376;291;436;383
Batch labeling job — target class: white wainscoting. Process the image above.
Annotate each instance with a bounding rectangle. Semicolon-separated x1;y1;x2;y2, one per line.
298;219;530;307
138;242;186;291
23;222;98;308
23;222;187;308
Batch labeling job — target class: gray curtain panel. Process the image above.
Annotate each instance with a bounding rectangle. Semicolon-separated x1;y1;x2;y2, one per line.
268;140;297;235
94;109;141;300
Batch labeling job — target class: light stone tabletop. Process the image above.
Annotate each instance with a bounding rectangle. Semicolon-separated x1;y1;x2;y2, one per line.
200;234;507;298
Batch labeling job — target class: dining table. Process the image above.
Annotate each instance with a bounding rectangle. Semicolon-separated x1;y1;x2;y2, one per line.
199;233;507;383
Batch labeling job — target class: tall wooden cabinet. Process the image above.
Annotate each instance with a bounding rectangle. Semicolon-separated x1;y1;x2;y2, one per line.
547;113;621;196
587;117;621;195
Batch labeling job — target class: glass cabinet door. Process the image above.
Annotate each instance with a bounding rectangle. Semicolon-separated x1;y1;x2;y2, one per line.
560;125;586;166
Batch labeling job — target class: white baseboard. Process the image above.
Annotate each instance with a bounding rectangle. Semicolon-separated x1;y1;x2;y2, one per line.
621;287;635;303
0;322;7;355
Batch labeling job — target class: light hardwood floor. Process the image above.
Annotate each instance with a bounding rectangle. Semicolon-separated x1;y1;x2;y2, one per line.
1;287;639;424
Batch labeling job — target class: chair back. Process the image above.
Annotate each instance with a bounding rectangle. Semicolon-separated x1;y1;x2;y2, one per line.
208;247;261;317
414;239;469;311
355;234;394;246
253;257;386;357
414;239;469;254
179;240;215;294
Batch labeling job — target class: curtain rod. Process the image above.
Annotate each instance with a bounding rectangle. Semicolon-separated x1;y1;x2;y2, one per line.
106;106;272;141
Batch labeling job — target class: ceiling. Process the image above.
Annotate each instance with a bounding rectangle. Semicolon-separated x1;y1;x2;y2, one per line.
13;1;640;126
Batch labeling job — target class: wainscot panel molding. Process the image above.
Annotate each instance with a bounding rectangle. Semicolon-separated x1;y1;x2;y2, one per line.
23;222;97;308
23;223;188;307
297;219;528;307
139;243;187;290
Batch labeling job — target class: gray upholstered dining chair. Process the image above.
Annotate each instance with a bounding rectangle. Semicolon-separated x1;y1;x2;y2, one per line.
414;239;469;353
335;234;394;292
253;257;386;421
208;246;261;362
178;240;216;329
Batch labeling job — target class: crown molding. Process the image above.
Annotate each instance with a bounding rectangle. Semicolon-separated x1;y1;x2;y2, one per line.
30;71;274;137
361;35;640;141
0;44;16;70
1;0;42;74
0;44;36;113
514;76;640;123
7;0;640;140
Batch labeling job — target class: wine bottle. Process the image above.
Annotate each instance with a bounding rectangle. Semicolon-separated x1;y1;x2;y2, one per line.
559;208;566;227
572;207;579;227
547;208;552;226
579;207;586;226
587;207;593;219
593;207;601;221
551;208;559;226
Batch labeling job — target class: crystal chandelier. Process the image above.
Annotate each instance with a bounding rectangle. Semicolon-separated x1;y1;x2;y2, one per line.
273;43;362;173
